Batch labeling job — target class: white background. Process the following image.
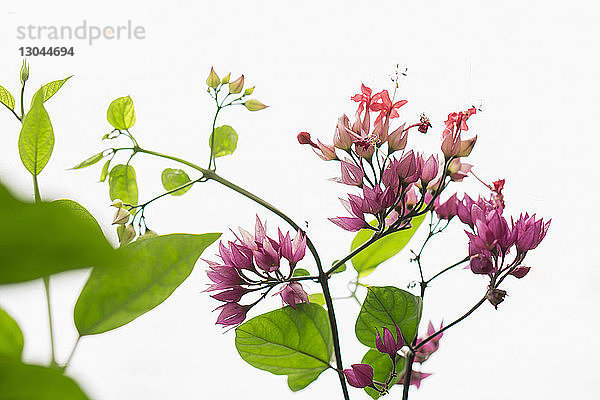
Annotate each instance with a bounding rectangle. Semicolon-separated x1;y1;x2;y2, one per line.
0;1;598;399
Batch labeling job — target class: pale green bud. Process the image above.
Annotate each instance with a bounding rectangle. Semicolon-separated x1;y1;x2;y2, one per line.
117;224;136;246
243;99;268;111
20;60;29;85
112;207;130;225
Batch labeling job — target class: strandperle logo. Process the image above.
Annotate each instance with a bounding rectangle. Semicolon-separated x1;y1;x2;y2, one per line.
16;20;146;46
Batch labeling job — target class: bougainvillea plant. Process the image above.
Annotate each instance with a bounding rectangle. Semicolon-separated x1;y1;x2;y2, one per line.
0;63;549;399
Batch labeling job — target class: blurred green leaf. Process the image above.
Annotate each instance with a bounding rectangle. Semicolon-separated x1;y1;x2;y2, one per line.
308;293;325;306
362;349;406;399
0;85;15;110
292;268;309;277
70;152;104;170
355;286;422;347
74;233;220;335
107;96;135;130
31;76;72;105
351;214;426;277
235;303;333;391
211;125;238;158
0;360;88;399
0;307;23;360
0;186;115;284
18;93;54;176
108;164;138;206
161;168;192;196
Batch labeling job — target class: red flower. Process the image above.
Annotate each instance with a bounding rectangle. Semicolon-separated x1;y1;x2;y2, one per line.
443;106;477;138
351;84;373;116
370;89;407;124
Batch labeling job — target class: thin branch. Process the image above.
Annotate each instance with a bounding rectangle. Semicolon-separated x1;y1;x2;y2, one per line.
425;256;470;285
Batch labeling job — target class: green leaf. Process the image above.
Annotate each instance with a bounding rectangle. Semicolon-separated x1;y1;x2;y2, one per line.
107;96;135;130
351;214;426;277
292;268;309;277
161;168;192;196
108;164;138;206
308;293;325;306
99;159;111;182
0;85;15;110
211;125;238;158
31;76;72;105
70;152;104;170
355;286;422;347
0;186;116;284
74;233;220;335
0;360;88;399
235;303;333;391
18;93;54;176
361;349;406;399
330;260;346;274
0;307;23;360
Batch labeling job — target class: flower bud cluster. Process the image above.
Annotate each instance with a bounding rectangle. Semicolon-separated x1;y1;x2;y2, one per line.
205;216;310;327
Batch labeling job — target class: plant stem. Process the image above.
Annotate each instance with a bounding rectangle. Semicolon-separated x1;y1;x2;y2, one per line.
425;256;470;285
43;276;57;367
326;234;381;276
401;351;416;400
20;80;26;120
208;105;221;170
2;103;21;121
33;175;42;203
62;336;81;370
33;174;57;366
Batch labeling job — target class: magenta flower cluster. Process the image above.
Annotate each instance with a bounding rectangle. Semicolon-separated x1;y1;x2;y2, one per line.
205;216;310;327
435;189;550;301
299;84;479;236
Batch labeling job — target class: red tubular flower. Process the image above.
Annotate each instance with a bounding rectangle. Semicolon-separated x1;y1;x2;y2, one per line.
417;114;432;134
351;84;373;116
370;89;407;124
